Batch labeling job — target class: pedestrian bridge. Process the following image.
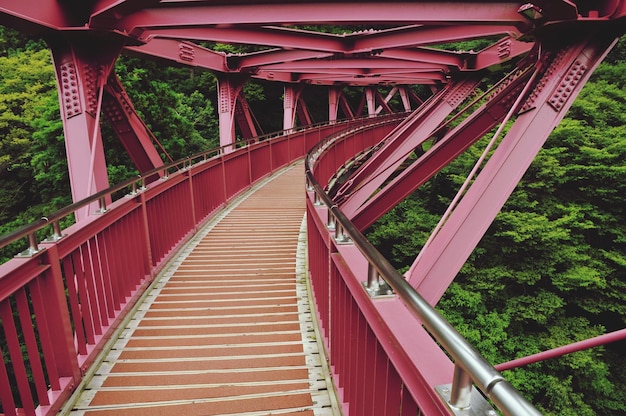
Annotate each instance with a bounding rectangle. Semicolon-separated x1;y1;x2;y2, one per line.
67;162;340;416
2;1;626;415
1;117;546;415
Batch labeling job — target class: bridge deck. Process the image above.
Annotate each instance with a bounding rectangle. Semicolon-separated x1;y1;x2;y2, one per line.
67;163;338;416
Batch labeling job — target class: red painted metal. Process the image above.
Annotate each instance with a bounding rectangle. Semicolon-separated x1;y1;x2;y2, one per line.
1;2;626;415
105;3;530;34
306;194;454;415
217;75;259;151
103;74;167;172
283;86;298;130
339;76;481;217
407;33;620;305
125;38;229;72
348;57;537;230
48;37;118;219
496;328;626;372
1;119;373;415
217;75;243;152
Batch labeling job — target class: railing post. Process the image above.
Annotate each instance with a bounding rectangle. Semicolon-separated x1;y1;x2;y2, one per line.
362;263;393;298
17;232;40;257
326;207;336;230
334;222;351;244
450;365;473;409
95;196;107;214
313;191;322;206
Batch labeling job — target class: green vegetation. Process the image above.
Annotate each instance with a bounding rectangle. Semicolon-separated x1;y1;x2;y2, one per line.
0;29;224;261
367;39;626;415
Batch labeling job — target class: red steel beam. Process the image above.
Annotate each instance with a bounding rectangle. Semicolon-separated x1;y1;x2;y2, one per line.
349;55;537;230
351;24;521;51
135;26;349;53
407;32;620;305
102;2;532;34
125;38;228;72
102;74;165;174
338;76;481;216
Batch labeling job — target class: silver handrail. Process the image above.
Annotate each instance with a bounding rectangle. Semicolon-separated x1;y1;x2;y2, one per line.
305;138;542;416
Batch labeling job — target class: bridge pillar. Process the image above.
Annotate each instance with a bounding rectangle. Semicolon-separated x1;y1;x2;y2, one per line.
365;87;376;117
217;76;243;152
217;75;258;152
283;85;300;131
328;87;339;123
48;35;123;220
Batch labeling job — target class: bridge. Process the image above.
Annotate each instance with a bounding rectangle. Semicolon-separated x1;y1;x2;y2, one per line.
1;1;626;415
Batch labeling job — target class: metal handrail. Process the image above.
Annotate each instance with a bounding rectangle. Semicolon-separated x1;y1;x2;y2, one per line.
0;113;404;253
305;139;542;415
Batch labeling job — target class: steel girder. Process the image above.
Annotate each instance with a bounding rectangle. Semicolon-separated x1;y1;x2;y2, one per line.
47;35;120;220
0;0;624;229
344;31;620;305
102;74;168;175
336;75;484;217
405;32;620;305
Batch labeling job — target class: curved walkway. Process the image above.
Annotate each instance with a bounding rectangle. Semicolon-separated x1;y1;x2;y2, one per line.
67;163;339;416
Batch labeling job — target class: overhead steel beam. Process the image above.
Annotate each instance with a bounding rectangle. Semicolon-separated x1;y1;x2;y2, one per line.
379;48;468;67
351;24;521;51
103;2;531;34
257;57;449;72
228;49;335;71
125;38;228;72
135;26;349;53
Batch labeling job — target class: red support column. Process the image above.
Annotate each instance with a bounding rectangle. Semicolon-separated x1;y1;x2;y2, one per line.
48;36;121;220
217;75;244;152
329;86;340;123
283;85;298;131
405;33;620;305
365;87;376;117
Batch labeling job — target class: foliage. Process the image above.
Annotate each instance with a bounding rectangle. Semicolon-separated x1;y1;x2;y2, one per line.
0;38;224;260
0;46;69;260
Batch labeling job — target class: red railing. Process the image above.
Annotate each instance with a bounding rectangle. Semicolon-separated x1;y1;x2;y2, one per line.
305;122;542;416
305;113;626;416
0;115;404;416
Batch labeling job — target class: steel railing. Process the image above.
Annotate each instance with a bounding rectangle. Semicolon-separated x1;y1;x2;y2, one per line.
0;114;404;416
304;123;543;415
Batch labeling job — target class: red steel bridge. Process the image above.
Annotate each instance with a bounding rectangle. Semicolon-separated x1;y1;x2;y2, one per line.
1;1;626;415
